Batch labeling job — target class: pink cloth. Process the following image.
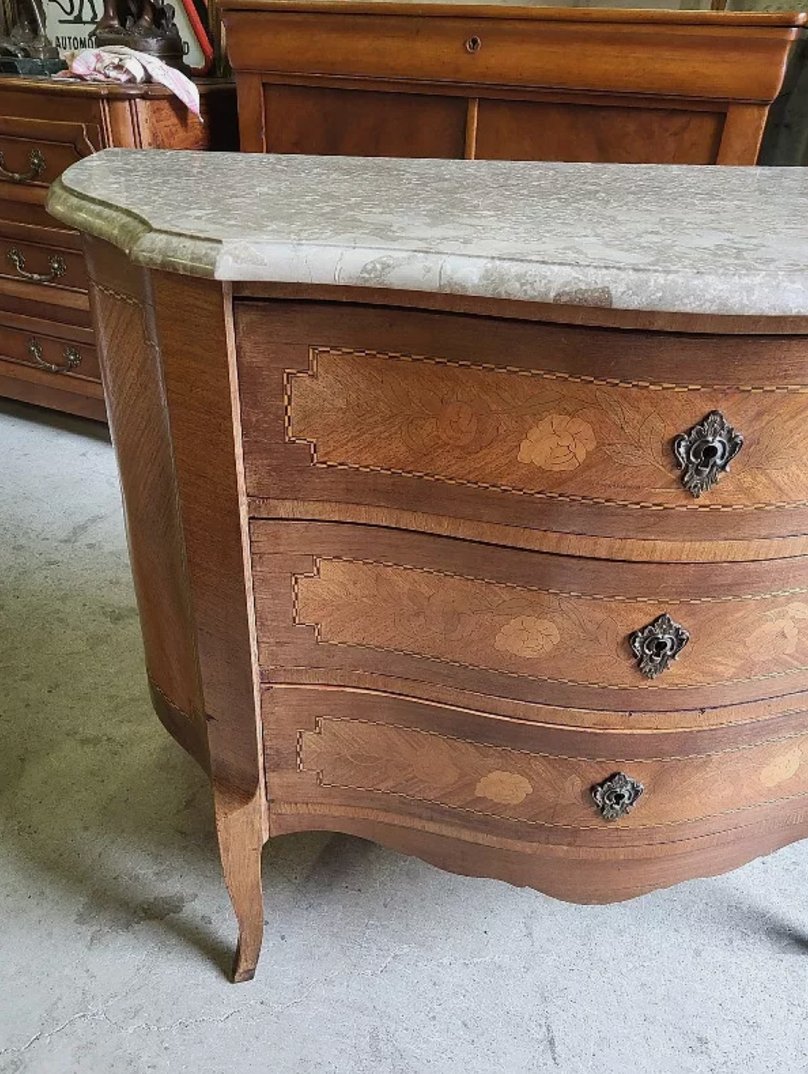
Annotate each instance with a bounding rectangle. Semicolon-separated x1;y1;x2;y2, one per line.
55;46;200;118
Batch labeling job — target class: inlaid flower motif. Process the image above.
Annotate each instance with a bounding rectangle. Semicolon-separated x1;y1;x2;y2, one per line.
518;414;596;472
435;400;480;448
744;617;800;659
475;770;534;805
404;392;498;456
495;615;560;658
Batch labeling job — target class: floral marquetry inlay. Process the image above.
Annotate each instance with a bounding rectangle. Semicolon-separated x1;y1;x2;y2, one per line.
284;347;808;508
518;415;596;472
494;616;561;658
292;557;808;691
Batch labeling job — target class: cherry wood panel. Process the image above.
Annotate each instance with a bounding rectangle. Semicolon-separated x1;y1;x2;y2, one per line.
0;233;88;295
127;93;239;151
236;300;808;546
224;3;804;165
84;238;208;759
475;99;725;165
224;6;802;100
0;116;100;200
0;207;81;249
0;318;99;380
264;686;808;851
0;290;91;329
0;359;104;420
263;84;467;158
251;520;808;713
0;77;237;420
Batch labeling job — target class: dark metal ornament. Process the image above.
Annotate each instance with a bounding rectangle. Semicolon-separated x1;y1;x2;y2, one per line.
93;0;188;70
629;613;689;679
0;147;44;185
673;410;743;498
591;772;644;821
0;0;64;72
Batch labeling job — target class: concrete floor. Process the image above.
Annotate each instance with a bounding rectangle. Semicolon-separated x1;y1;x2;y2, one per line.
1;399;808;1074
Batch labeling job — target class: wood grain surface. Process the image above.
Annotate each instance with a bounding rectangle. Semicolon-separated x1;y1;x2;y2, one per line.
82;252;808;977
224;2;802;164
265;686;808;839
0;77;236;420
252;520;808;712
237;300;808;545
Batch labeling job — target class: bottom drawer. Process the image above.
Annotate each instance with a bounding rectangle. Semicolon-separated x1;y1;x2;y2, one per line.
0;354;104;420
0;319;99;381
265;686;808;848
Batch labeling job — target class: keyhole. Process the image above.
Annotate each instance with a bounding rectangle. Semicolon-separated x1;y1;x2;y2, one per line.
702;443;720;460
465;35;482;53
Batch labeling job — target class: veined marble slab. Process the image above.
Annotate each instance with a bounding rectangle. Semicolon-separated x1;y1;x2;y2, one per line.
47;149;808;316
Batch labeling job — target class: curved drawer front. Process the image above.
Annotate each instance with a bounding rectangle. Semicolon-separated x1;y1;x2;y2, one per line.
252;520;808;714
236;301;808;545
264;686;808;850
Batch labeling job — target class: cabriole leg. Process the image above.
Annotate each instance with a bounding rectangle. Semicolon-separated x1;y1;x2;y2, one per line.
215;789;265;983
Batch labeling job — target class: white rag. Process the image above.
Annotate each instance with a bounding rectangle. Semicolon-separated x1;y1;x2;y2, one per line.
55;46;201;118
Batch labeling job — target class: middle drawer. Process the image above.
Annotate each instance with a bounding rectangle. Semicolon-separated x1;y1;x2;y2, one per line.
0;233;88;294
251;520;808;718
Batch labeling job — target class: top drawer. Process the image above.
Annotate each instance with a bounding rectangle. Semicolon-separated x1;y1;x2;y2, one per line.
223;10;797;103
0;116;101;202
235;300;808;554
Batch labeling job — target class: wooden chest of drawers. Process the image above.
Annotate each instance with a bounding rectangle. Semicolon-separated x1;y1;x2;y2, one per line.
0;77;236;421
222;1;806;165
46;152;808;982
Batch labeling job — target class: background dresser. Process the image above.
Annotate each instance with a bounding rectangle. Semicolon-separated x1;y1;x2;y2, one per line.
222;1;806;165
0;77;236;421
48;152;808;982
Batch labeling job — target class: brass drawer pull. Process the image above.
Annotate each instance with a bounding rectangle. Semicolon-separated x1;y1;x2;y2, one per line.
629;613;689;679
28;337;82;374
674;410;743;498
591;773;644;821
0;147;46;184
7;247;66;284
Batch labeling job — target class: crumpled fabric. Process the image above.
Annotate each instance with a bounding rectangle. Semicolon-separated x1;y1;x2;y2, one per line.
54;46;200;118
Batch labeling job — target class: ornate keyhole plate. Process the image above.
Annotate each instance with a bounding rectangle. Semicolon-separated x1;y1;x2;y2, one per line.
629;613;689;679
591;772;644;821
673;410;743;498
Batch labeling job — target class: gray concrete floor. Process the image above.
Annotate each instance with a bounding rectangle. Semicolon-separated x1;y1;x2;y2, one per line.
1;399;808;1074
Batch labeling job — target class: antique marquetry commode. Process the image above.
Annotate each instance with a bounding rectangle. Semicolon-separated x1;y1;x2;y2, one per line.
47;151;808;981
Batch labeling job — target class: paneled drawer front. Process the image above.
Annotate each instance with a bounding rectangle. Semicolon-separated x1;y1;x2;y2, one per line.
225;12;793;101
474;99;724;165
264;686;808;848
251;521;808;714
263;84;468;158
0;320;99;381
0;198;82;242
0;234;87;293
0;115;100;200
237;301;808;544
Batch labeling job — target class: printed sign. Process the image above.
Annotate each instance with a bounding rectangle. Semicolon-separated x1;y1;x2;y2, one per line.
44;0;206;68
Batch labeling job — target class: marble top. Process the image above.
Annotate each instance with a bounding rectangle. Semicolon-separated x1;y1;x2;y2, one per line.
47;149;808;317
